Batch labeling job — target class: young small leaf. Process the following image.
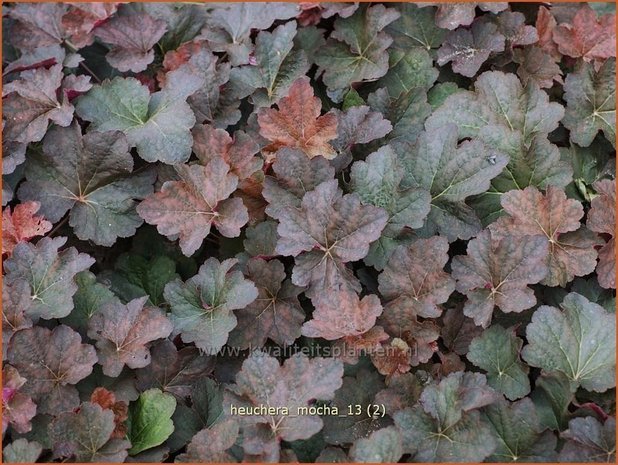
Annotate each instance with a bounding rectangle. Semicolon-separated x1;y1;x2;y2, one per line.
126;389;177;455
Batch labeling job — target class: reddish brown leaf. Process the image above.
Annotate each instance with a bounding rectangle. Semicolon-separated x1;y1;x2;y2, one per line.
378;237;455;320
225;353;343;443
257;77;338;161
496;11;538;48
7;325;97;415
440;306;483;356
135;339;215;398
437;19;505;78
62;3;118;48
514;46;563;89
236;172;268;225
371;338;412;379
2;280;33;359
176;418;239;463
137;158;249;257
157;40;205;86
192;124;263;180
452;229;549;327
587;179;616;289
420;3;508;30
401;319;441;366
2;65;75;144
262;148;335;221
431;351;467;380
87;296;173;377
375;373;423;415
332;326;390;365
301;288;383;340
90;387;129;439
276;180;388;299
490;186;601;287
2;201;51;257
2;365;37;435
95;8;167;73
553;4;616;64
229;258;305;349
536;6;561;61
6;3;67;51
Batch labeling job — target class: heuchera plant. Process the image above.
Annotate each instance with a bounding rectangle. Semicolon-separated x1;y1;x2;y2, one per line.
1;2;616;463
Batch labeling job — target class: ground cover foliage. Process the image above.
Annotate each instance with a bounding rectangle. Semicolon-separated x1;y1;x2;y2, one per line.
1;2;617;463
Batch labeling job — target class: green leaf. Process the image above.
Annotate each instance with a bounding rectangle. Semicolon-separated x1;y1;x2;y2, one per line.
113;254;178;306
482;398;558;462
342;88;364;109
17;123;155;245
559;417;616;462
385;3;445;54
3;236;95;320
395;406;496;462
530;373;574;431
322;369;387;445
560;140;614;203
522;292;616;392
426;71;569;224
369;87;431;145
397;124;508;241
50;402;130;462
142;3;207;52
167;378;224;452
375;48;438;98
563;58;616;148
201;2;300;66
230;21;309;106
349;427;403;463
468;325;530;400
127;389;177;455
350;145;431;269
75;70;201;164
61;271;118;334
2;439;42;463
428;82;459;109
164;258;258;353
315;5;400;91
394;373;500;461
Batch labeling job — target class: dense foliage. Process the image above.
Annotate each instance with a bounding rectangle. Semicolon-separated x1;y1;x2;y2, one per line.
2;2;617;463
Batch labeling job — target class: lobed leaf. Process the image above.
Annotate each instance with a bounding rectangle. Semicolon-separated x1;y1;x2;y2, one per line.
87;296;173;377
522;292;616;392
7;325;97;415
164;258;258;353
137;158;249;257
18;123;155;246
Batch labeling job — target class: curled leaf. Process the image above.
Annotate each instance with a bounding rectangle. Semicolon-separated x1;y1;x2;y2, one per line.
2;201;51;257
